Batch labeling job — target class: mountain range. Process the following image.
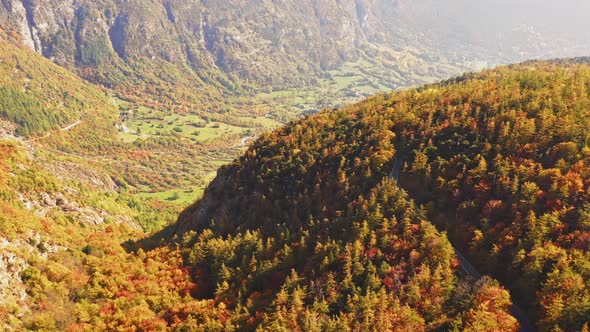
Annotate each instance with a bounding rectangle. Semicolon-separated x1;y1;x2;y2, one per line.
0;1;589;331
3;0;590;109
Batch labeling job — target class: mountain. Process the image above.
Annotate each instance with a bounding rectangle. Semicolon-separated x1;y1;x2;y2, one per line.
0;30;260;213
0;0;385;104
1;1;590;329
174;59;590;331
0;0;434;85
1;34;589;329
3;0;590;111
0;29;118;137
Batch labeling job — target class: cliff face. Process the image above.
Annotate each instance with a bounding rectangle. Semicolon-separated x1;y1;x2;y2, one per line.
2;0;590;100
0;0;395;87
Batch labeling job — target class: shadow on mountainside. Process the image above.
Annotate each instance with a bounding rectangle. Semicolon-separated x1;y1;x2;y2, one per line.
122;223;178;252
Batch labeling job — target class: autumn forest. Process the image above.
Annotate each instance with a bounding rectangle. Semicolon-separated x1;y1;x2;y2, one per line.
1;1;590;331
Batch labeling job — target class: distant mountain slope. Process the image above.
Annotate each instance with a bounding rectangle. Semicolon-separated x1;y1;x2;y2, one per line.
0;30;117;137
0;32;234;207
3;0;589;111
0;0;404;86
175;59;590;331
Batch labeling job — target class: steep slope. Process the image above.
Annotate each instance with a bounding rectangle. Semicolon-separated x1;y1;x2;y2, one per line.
0;139;229;331
173;178;519;330
4;0;590;112
176;60;590;331
0;29;117;138
0;31;248;212
0;32;227;331
0;0;410;86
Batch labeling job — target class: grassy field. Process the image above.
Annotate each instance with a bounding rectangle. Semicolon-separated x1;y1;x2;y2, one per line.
112;100;280;205
119;112;242;143
118;104;284;143
250;49;430;118
137;185;205;205
135;168;220;205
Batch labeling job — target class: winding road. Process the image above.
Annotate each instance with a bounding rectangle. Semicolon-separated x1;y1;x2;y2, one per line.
60;119;82;131
389;156;535;332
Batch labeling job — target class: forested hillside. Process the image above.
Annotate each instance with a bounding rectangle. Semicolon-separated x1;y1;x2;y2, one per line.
1;11;590;328
0;32;231;330
1;31;515;329
0;30;117;137
0;139;206;330
176;59;590;331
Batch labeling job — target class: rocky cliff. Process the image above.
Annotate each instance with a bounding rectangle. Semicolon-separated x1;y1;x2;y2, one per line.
2;0;590;108
0;0;398;87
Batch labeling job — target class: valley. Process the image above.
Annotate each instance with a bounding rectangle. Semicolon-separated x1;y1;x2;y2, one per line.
0;1;590;331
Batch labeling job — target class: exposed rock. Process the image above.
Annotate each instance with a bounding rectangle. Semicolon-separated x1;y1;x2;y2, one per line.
45;161;118;192
0;0;39;51
0;230;68;330
0;0;514;88
0;238;28;307
0;119;16;138
1;0;586;89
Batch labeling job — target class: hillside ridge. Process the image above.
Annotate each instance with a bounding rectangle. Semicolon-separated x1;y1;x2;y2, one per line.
173;59;590;331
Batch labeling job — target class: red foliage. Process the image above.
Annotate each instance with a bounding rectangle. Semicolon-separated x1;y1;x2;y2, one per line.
545;199;563;212
383;276;395;291
572;231;590;250
115;289;134;300
366;247;379;259
99;303;116;316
